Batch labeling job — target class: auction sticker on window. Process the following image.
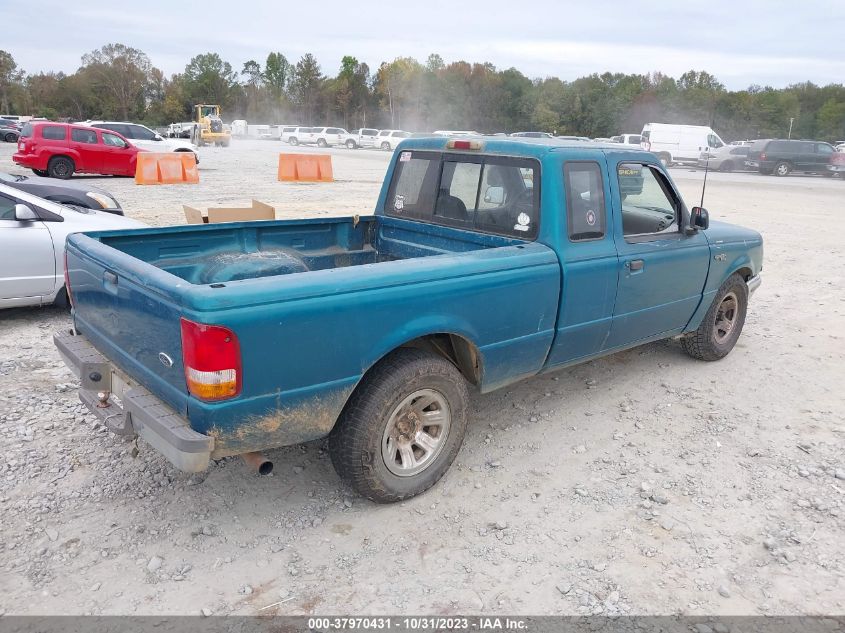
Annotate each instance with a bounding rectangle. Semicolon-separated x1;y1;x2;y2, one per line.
399;151;412;162
618;167;640;176
514;212;531;232
393;194;405;211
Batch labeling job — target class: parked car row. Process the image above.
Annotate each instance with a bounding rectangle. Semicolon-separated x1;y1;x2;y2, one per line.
277;126;413;150
1;118;22;142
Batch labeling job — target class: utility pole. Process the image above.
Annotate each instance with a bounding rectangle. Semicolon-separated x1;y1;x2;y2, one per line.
788;117;794;139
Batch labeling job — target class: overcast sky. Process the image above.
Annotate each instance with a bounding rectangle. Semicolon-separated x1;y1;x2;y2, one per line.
5;0;844;89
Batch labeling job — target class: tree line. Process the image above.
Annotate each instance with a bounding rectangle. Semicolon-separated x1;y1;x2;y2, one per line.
2;44;844;142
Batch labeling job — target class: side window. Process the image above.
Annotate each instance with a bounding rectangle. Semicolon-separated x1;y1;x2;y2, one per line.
816;143;834;155
130;125;156;141
42;126;66;140
564;162;606;241
0;194;17;220
71;129;98;144
102;133;127;148
387;152;439;219
730;147;749;155
707;134;724;149
619;163;680;238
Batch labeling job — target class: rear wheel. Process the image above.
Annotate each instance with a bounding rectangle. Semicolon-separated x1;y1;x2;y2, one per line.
773;161;791;177
289;137;299;146
53;286;70;310
329;348;469;503
317;138;328;148
682;273;748;361
346;139;356;149
48;156;74;179
719;161;734;172
4;132;16;142
381;141;391;150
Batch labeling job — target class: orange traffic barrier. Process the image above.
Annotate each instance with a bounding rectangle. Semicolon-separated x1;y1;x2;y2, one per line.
135;152;199;185
277;153;333;182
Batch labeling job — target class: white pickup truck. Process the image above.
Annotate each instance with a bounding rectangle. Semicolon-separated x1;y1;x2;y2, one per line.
343;128;380;149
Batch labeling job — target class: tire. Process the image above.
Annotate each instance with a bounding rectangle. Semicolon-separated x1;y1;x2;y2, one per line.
381;141;391;150
773;161;791;177
53;286;70;310
719;161;734;172
31;169;48;177
48;156;74;179
658;153;672;168
682;273;748;361
329;348;469;503
289;137;299;145
346;139;356;149
4;132;16;142
317;138;328;148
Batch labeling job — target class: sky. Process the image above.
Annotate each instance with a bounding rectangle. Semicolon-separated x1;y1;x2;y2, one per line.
5;0;845;90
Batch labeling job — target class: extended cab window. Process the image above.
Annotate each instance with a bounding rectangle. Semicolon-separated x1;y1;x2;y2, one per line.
42;126;66;140
564;162;606;241
618;163;679;238
386;151;539;239
0;194;17;220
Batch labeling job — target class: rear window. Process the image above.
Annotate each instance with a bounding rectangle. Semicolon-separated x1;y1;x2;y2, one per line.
20;123;33;138
385;151;539;239
41;126;66;140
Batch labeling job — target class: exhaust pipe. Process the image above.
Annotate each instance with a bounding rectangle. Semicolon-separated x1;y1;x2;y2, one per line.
242;451;273;475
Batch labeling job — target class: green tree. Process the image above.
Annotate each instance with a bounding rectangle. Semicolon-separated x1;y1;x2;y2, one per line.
290;54;323;123
0;50;25;114
182;52;239;109
80;43;155;120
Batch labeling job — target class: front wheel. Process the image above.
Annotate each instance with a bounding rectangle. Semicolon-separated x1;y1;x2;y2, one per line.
346;139;356;149
658;153;672;168
329;348;469;503
682;273;749;361
289;137;299;146
719;161;734;172
381;141;391;150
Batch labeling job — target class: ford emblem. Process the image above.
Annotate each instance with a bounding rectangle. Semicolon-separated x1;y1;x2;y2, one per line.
158;352;174;368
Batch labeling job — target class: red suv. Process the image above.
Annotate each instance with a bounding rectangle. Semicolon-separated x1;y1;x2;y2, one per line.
13;122;143;179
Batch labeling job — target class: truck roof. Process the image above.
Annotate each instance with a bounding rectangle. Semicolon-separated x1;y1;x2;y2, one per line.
396;135;652;158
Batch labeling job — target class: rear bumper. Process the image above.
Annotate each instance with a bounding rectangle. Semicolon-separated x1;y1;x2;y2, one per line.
12;153;36;167
53;329;213;472
827;164;845;173
747;274;762;296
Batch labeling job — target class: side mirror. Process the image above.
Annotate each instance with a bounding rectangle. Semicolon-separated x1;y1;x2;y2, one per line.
690;206;710;230
14;203;39;221
483;186;505;205
154;134;163;141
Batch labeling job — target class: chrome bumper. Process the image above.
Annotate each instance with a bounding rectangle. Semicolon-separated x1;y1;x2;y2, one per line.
747;274;762;296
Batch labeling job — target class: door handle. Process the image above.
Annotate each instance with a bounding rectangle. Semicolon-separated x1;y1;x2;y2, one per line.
626;259;644;272
103;270;118;294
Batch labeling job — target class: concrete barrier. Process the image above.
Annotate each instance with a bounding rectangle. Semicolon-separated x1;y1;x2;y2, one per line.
135;152;199;185
277;153;333;182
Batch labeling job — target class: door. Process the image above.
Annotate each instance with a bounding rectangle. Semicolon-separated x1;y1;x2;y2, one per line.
605;159;710;349
815;143;835;172
69;127;103;172
545;159;618;366
100;132;134;175
795;141;816;171
0;194;56;300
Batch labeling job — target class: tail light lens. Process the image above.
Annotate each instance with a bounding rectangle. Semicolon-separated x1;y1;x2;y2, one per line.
180;318;242;401
760;152;767;160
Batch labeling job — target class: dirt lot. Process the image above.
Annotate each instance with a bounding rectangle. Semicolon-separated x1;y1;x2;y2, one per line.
0;140;843;616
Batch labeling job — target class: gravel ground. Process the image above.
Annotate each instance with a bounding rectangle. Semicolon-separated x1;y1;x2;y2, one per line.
0;140;843;616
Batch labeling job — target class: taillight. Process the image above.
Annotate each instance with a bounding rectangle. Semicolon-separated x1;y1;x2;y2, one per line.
446;139;483;150
180;318;242;401
760;152;767;160
63;249;74;308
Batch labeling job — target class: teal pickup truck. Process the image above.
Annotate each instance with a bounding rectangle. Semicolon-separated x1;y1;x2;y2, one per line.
55;137;762;502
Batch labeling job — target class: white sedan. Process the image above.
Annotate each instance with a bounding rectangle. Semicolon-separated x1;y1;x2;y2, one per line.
0;183;146;309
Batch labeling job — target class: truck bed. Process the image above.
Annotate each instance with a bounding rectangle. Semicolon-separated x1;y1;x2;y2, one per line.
95;215;515;285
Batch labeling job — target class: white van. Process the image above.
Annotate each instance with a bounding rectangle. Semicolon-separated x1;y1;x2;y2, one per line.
641;123;726;166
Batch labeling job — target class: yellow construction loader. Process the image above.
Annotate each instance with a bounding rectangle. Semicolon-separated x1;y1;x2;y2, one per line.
191;104;231;147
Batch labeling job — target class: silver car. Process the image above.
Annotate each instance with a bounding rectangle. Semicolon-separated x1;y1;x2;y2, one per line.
0;182;145;309
696;144;754;172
